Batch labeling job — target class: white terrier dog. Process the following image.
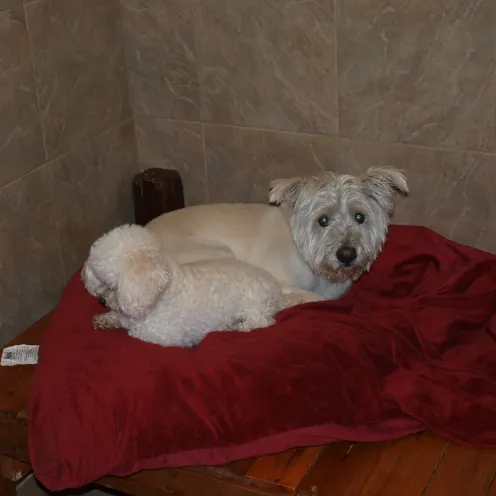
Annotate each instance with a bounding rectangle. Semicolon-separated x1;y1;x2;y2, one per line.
147;167;409;300
82;225;320;348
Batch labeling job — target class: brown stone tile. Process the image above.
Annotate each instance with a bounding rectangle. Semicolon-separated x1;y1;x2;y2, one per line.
204;125;340;203
25;0;131;160
0;7;45;187
337;0;496;153
198;0;337;134
136;116;207;206
338;139;496;253
121;0;200;120
50;121;139;279
0;0;20;8
0;167;64;345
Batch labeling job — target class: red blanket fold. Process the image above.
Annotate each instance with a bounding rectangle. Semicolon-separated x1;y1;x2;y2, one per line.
28;225;496;491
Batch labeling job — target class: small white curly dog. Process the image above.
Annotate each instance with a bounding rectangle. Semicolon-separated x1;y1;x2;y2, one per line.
82;224;321;347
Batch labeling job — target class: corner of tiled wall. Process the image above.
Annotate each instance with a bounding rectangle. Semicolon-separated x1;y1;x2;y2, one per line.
2;0;495;342
120;0;209;207
121;0;496;256
0;0;139;344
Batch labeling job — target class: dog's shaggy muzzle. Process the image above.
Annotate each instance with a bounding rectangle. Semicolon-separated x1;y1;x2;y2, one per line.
270;167;408;288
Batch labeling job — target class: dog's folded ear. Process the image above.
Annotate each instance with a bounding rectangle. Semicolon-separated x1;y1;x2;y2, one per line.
269;177;308;207
361;167;408;215
117;252;170;319
81;262;102;296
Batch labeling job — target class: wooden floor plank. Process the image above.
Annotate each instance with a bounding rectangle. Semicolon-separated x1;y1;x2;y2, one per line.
194;458;259;489
358;433;448;496
102;466;275;496
246;447;324;490
225;458;257;477
298;441;389;496
246;450;297;483
486;474;496;496
276;447;324;489
423;443;496;496
0;454;30;482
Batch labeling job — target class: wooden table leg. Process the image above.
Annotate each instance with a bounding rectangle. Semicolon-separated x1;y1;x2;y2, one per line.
0;474;16;496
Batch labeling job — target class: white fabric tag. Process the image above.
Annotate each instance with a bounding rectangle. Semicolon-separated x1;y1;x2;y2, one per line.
1;345;39;366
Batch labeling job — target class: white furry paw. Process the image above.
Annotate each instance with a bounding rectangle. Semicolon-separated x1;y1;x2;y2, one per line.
92;314;115;331
231;315;275;332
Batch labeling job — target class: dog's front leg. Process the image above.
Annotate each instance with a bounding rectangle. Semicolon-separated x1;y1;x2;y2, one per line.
314;277;352;300
279;285;324;307
93;311;120;331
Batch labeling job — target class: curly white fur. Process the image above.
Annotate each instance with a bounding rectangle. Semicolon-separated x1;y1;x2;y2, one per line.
82;225;322;347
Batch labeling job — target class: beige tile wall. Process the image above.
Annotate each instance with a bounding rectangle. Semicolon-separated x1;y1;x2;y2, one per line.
2;0;495;342
124;0;496;255
0;0;138;344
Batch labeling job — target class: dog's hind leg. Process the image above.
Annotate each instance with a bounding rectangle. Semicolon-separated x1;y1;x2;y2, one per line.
230;312;275;332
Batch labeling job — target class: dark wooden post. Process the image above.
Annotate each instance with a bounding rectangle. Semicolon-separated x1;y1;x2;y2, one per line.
132;169;185;226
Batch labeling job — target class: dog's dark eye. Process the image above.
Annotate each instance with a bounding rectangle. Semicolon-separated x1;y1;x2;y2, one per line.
98;296;107;307
318;216;329;227
354;212;365;224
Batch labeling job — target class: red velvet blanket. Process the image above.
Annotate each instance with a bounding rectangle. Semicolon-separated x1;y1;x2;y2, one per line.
28;225;496;490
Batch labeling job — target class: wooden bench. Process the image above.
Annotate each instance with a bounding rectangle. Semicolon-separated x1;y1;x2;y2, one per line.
2;314;496;496
0;311;322;496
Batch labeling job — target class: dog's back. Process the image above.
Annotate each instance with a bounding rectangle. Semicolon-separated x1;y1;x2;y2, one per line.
130;257;283;347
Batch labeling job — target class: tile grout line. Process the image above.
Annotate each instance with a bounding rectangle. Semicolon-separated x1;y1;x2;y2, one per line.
192;0;210;204
46;157;68;285
121;8;135;116
201;123;210;204
133;113;496;160
23;0;49;164
333;0;339;138
1;117;134;192
117;0;139;129
116;0;142;173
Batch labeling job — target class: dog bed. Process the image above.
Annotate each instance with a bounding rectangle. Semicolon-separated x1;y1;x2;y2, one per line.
28;225;496;491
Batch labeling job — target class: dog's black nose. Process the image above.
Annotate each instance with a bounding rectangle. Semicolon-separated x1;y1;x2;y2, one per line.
98;296;107;307
336;246;357;265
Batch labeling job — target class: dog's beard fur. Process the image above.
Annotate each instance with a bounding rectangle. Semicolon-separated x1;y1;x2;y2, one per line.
319;264;371;284
270;168;408;285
